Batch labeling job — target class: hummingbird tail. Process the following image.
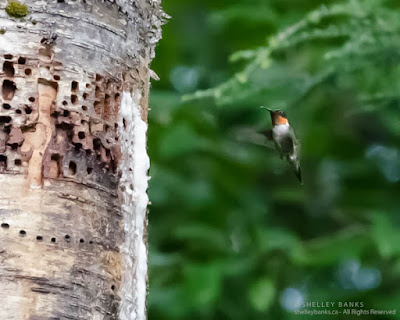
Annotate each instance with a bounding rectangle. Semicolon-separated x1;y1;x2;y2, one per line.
295;167;302;184
288;156;302;184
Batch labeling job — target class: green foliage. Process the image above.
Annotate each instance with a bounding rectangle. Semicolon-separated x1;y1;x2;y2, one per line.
148;0;400;319
5;1;29;18
248;277;275;311
185;0;400;110
371;213;400;258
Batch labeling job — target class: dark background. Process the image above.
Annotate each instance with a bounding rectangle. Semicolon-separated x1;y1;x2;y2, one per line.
147;0;400;318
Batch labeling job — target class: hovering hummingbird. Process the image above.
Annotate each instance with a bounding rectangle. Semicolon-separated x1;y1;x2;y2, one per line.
261;106;302;184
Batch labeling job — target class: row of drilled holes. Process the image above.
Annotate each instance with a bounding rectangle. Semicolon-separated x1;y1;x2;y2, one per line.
1;97;34;120
3;58;31;78
0;157;89;174
0;155;22;168
2;55;119;114
1;222;117;291
2;57;113;117
64;78;120;119
2;103;33;115
1;223;93;244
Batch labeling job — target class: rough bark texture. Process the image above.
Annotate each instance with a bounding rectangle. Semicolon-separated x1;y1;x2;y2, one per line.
0;0;166;319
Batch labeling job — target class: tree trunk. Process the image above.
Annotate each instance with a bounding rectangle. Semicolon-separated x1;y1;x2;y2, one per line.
0;0;166;319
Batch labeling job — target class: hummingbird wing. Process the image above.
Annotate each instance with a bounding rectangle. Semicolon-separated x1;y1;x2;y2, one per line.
289;126;299;144
260;129;273;141
233;127;275;149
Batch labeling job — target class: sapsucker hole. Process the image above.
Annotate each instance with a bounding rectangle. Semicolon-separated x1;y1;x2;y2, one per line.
74;143;82;152
3;61;15;77
71;94;78;104
71;81;79;92
69;161;77;175
94;101;101;115
2;80;16;100
0;155;8;169
93;138;101;150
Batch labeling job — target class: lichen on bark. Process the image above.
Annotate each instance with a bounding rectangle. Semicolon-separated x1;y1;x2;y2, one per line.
5;1;29;18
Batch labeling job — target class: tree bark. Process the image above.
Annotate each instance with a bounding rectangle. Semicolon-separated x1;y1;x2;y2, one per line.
0;0;166;319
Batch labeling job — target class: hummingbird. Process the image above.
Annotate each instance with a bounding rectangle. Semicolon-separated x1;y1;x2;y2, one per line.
261;106;302;184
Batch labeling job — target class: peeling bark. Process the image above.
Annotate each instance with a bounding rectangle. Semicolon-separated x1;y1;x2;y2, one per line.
0;0;166;319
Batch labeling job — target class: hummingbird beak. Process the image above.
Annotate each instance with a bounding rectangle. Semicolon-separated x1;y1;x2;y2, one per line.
260;106;273;112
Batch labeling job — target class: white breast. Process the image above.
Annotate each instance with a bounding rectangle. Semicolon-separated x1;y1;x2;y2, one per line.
272;123;290;139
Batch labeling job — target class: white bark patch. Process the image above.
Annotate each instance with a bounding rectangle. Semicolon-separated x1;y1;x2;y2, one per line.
119;90;150;320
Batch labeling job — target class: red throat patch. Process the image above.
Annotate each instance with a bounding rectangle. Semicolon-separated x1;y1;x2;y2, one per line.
273;114;288;126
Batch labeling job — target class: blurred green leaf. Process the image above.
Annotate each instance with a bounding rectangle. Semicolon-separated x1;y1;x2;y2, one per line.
248;277;275;312
371;213;400;258
174;224;228;252
183;262;223;307
256;227;301;254
159;123;204;158
292;227;369;266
